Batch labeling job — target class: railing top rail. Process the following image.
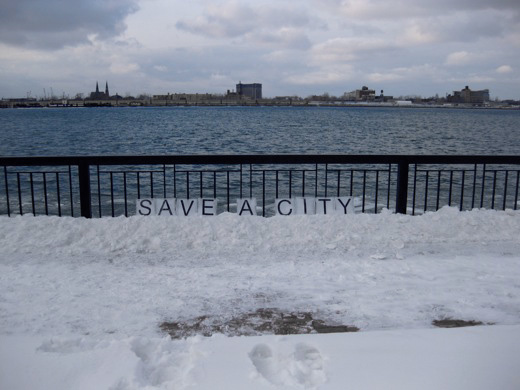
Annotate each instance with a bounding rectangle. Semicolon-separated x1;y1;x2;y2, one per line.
1;154;520;166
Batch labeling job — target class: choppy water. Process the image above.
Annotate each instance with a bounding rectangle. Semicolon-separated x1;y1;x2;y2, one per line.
1;106;519;156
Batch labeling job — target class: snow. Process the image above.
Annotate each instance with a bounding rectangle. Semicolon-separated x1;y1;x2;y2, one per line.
1;206;520;389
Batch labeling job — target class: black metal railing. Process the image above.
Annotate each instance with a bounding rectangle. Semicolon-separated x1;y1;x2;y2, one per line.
1;155;519;218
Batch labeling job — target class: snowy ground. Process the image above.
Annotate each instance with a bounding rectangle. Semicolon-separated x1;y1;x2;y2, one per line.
1;207;520;389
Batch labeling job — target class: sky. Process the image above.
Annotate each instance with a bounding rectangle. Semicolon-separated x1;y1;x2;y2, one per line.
1;0;519;100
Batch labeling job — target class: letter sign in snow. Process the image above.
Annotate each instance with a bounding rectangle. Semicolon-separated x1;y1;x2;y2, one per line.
199;198;217;216
275;199;293;216
155;199;176;216
334;197;354;214
295;197;315;215
237;198;257;216
176;199;198;217
136;199;155;216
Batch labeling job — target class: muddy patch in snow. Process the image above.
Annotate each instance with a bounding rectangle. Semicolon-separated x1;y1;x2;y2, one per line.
432;318;484;328
160;308;359;339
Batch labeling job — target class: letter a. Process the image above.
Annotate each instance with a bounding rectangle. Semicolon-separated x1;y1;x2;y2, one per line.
156;198;175;216
238;198;256;216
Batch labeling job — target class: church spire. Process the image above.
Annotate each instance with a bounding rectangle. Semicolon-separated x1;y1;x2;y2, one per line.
105;81;109;97
95;82;99;93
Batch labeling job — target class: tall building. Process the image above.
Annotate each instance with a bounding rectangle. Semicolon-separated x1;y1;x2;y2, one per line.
236;82;262;99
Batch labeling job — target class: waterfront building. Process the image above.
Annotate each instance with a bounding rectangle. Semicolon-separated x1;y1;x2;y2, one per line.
89;81;110;100
236;82;262;99
447;86;489;105
344;86;376;101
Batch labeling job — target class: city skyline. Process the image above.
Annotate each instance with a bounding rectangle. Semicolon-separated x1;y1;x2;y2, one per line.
1;0;520;100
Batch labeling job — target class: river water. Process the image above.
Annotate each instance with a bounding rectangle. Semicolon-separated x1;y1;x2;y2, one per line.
1;106;519;156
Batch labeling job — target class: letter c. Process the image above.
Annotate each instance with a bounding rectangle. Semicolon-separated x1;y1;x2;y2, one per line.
277;199;293;216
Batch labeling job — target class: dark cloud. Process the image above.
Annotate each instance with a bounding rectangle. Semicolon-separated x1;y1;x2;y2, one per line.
0;0;139;49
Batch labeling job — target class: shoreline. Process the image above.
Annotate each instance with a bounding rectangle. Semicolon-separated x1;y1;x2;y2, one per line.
1;101;519;110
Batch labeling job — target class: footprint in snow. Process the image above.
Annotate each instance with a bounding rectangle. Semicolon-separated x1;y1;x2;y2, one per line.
249;342;326;388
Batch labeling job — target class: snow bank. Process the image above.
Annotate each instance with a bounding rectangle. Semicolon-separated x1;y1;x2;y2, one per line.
1;206;519;258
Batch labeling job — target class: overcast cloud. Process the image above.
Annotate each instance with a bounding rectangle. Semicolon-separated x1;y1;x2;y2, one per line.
1;0;519;99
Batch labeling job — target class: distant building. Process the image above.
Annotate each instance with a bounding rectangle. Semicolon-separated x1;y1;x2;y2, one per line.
344;86;376;101
89;81;110;100
447;86;489;105
236;82;262;99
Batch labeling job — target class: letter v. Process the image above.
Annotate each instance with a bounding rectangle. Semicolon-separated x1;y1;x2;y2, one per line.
180;199;195;216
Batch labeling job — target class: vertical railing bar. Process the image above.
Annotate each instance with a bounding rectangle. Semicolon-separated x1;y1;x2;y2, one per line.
396;161;409;214
349;169;353;197
362;170;366;213
97;165;102;218
173;164;177;198
226;171;230;212
124;172;128;217
289;170;292;199
302;170;306;197
4;166;11;217
43;172;49;215
480;164;486;208
213;171;217;199
412;164;417;215
436;170;441;211
30;172;35;215
68;165;74;217
186;171;189;199
137;172;141;199
324;164;328;197
387;164;391;210
17;172;22;215
163;164;167;198
448;171;453;207
249;164;253;199
78;162;92;218
110;172;115;217
56;173;62;217
276;170;279;198
491;170;497;209
460;171;465;211
315;164;318;197
514;171;519;210
471;163;477;209
374;170;379;214
337;170;341;197
200;171;203;198
424;171;429;213
150;171;154;198
262;171;266;217
503;171;509;210
240;164;243;199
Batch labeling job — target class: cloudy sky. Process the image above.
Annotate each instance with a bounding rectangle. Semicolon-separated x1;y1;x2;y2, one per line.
1;0;519;99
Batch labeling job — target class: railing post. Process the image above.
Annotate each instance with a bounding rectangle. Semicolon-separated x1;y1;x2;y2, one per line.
78;162;92;218
396;160;409;214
